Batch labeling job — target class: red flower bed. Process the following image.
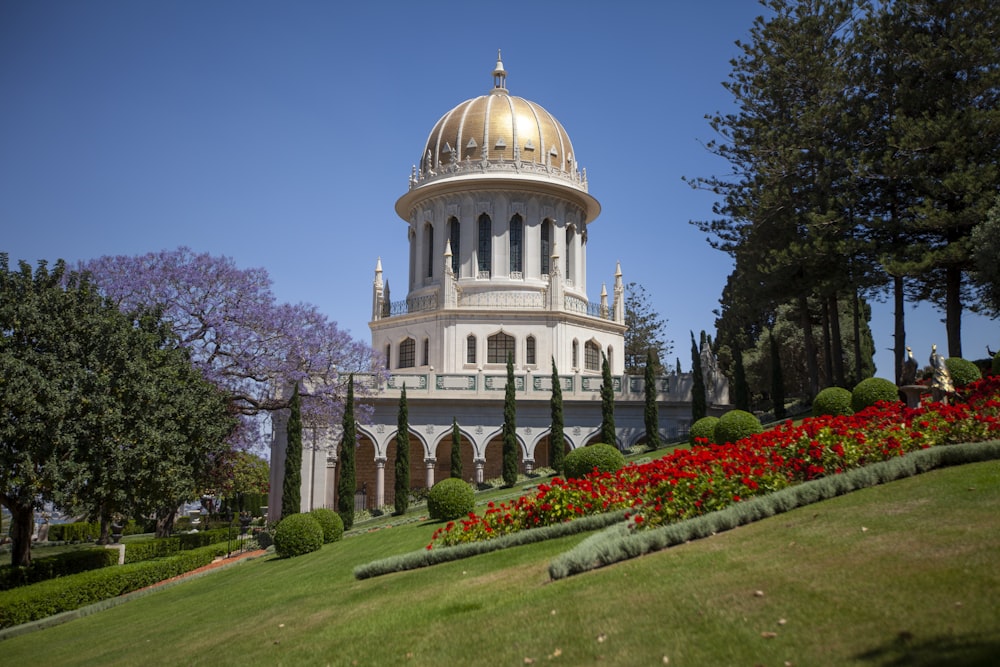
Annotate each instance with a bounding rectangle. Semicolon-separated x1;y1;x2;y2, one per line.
428;377;1000;548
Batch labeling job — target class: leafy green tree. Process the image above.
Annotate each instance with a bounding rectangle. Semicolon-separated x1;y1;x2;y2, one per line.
549;358;565;475
449;417;462;480
600;353;616;446
970;196;1000;317
732;346;751;411
394;385;410;515
336;374;357;529
502;354;519;487
281;383;303;520
643;348;661;451
623;282;672;374
691;331;707;422
770;331;787;420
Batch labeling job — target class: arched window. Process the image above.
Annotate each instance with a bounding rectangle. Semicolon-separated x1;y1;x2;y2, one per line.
399;338;416;369
422;338;430;367
477;213;492;277
540;219;551;276
425;223;434;279
565;226;575;284
585;341;601;371
488;332;516;364
384;343;391;370
526;335;536;366
448;216;460;276
466;335;477;364
509;213;523;276
572;340;579;369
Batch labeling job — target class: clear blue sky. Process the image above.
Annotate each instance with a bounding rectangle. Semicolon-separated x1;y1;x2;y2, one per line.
2;0;995;377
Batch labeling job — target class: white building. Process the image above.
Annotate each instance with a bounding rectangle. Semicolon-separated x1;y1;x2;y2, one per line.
269;55;729;520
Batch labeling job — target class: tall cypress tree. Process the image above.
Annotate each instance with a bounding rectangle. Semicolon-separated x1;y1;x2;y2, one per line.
281;382;302;520
450;417;462;480
393;385;409;515
549;358;565;475
643;348;661;451
336;374;356;529
691;331;706;422
501;353;518;487
770;332;786;420
600;353;616;446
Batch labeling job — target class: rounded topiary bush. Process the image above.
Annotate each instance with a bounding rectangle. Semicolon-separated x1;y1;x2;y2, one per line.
689;416;719;445
309;508;344;543
945;357;982;388
812;386;854;417
427;478;476;521
851;377;899;413
713;410;763;445
272;513;324;558
563;443;626;479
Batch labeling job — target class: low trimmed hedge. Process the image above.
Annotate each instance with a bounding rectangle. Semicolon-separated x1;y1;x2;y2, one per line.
124;528;232;564
0;549;118;591
0;543;227;629
46;519;152;542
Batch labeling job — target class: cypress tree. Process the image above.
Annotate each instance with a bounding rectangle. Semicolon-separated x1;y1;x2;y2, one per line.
336;374;356;529
643;348;661;451
770;332;787;419
450;417;462;479
281;382;302;520
501;353;518;487
600;353;616;446
394;384;409;515
549;358;565;475
691;331;707;422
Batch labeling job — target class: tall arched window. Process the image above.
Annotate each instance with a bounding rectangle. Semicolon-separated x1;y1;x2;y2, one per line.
572;340;579;369
540;219;551;276
448;216;460;275
526;335;536;366
466;335;477;364
585;341;601;371
488;332;516;364
565;226;575;284
399;338;416;368
477;213;492;277
425;223;434;279
509;213;523;276
384;343;391;369
422;338;430;366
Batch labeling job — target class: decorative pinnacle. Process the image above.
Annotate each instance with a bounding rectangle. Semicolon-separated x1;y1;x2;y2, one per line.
493;49;507;90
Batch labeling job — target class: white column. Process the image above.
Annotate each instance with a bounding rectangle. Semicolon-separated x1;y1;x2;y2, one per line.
425;459;436;488
375;458;386;509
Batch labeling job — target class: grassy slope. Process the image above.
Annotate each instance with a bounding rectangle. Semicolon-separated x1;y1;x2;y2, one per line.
4;460;999;666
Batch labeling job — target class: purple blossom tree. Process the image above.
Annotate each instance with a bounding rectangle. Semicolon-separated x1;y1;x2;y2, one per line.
81;247;381;451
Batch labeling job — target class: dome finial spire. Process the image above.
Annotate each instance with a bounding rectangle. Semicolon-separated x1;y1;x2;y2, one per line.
492;49;507;92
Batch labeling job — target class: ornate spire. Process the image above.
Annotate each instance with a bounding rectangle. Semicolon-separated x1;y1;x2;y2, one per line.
492;49;507;92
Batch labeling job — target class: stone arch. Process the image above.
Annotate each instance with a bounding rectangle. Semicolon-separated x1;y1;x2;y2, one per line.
352;432;379;512
383;430;430;499
584;428;620;448
432;427;477;485
481;432;527;481
530;430;571;470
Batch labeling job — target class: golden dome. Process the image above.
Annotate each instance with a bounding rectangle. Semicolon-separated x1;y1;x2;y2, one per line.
409;53;588;194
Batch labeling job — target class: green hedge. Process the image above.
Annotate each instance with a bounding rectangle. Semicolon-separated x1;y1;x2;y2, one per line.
0;549;118;591
0;543;227;629
124;528;233;564
427;478;476;521
46;519;152;542
273;514;324;558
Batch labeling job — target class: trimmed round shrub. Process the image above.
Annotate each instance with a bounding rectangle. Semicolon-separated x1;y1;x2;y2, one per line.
309;508;344;543
945;357;982;388
563;443;626;479
812;386;854;417
713;410;763;445
851;377;899;413
689;416;719;445
272;513;324;558
427;478;476;521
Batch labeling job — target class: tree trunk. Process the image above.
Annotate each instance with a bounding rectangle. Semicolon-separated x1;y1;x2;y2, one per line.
798;293;820;399
829;293;846;388
821;298;833;388
893;275;906;385
7;503;33;567
155;507;177;538
946;266;963;358
852;290;863;387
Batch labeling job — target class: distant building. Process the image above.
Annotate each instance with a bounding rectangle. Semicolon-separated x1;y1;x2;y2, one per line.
269;55;729;520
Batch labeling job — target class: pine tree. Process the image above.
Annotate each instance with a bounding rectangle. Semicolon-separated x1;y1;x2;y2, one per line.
281;382;302;520
691;331;706;422
549;358;565;475
336;374;356;529
770;332;786;420
600;353;616;446
393;385;409;515
643;348;661;451
624;282;672;374
502;354;519;487
450;417;462;480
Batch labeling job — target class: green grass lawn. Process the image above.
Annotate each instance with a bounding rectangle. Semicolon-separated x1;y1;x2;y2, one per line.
4;460;999;666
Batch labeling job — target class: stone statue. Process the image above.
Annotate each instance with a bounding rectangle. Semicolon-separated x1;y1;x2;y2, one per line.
899;346;918;386
929;344;954;403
